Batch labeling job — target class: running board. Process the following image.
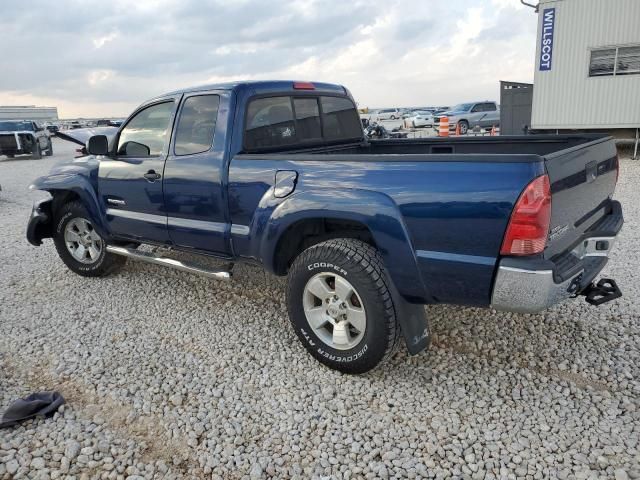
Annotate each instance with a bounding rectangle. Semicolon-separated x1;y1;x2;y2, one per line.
106;245;232;280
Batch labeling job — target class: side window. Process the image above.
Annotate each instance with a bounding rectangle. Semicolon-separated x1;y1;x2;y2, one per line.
117;101;174;157
471;104;482;113
293;98;321;141
320;96;362;141
174;95;220;156
484;103;497;111
245;97;296;150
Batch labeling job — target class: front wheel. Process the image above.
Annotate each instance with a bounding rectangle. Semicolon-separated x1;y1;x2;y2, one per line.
45;140;53;156
53;201;126;277
458;120;469;135
286;239;400;374
32;142;42;159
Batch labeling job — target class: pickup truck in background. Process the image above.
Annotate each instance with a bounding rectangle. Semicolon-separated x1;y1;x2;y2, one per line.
27;81;623;373
434;101;500;134
0;120;53;159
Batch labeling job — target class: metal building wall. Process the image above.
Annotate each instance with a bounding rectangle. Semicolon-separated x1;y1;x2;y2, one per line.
531;0;640;129
0;106;59;121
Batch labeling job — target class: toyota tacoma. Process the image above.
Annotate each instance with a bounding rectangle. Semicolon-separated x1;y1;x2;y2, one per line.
26;81;623;373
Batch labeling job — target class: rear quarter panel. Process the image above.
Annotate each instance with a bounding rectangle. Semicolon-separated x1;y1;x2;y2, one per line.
229;156;544;306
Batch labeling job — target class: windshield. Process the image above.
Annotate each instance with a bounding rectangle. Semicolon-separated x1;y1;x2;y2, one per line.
450;103;474;112
0;121;33;131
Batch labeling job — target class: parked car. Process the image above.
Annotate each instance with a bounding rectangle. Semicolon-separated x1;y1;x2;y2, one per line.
434;102;500;134
375;108;401;121
45;125;60;136
0;120;53;158
27;80;623;373
407;110;436;128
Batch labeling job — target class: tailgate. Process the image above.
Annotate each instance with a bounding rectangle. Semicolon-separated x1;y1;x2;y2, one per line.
543;136;618;258
0;133;18;153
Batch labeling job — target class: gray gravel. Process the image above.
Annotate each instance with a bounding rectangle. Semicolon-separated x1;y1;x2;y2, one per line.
1;138;639;479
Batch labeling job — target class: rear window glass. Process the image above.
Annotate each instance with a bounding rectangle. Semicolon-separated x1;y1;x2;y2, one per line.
245;97;297;150
320;96;362;141
174;95;220;156
294;98;321;141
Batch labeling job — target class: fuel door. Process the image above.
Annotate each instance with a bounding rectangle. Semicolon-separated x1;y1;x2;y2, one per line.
274;170;298;198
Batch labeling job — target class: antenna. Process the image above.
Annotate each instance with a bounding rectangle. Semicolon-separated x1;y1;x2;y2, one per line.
520;0;539;12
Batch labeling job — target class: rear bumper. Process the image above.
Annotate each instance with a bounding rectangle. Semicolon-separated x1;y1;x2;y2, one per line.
491;201;623;313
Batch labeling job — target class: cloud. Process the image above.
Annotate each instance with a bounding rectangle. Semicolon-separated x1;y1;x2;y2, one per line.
0;0;538;117
93;31;119;49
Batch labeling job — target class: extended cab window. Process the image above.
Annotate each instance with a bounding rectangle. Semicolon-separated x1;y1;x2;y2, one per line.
320;96;362;141
245;97;297;150
174;95;220;156
117;101;174;157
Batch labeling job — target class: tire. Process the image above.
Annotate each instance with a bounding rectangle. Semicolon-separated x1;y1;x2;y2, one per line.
458;120;469;135
390;115;396;120
286;239;400;374
411;121;416;128
45;140;53;156
32;142;42;159
53;201;126;277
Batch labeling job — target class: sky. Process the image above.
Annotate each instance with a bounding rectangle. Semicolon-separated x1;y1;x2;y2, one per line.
0;0;539;118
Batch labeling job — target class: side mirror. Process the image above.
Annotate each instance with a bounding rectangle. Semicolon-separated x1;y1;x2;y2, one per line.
87;135;109;155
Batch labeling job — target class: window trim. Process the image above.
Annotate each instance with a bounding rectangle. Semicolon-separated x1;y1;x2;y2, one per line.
241;92;362;153
172;93;221;157
115;98;178;158
588;43;640;78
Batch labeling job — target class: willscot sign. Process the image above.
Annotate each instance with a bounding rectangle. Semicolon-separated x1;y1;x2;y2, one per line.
539;8;555;71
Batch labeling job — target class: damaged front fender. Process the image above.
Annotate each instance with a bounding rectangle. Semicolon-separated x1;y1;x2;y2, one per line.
27;198;53;246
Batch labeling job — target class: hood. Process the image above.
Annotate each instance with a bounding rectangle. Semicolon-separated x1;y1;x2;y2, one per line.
55;126;118;146
437;110;466;117
0;130;35;135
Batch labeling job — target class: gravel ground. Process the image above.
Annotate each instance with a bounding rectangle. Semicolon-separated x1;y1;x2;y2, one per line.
1;138;639;480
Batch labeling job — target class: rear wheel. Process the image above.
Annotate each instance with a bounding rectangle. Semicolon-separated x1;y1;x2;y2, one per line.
32;142;42;159
53;201;126;277
286;239;400;374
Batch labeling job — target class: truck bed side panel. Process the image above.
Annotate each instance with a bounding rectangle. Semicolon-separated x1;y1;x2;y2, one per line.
229;156;543;306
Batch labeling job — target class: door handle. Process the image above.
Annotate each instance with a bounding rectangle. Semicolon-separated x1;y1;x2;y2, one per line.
143;170;161;182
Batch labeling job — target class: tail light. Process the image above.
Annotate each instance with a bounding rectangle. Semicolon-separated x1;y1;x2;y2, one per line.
500;174;552;256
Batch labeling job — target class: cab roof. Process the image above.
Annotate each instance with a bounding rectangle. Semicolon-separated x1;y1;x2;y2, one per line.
159;80;347;99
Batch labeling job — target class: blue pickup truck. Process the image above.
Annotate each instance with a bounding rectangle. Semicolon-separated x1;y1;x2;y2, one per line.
27;80;623;373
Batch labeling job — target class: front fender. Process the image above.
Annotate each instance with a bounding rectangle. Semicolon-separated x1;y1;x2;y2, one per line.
258;188;428;304
30;171;108;239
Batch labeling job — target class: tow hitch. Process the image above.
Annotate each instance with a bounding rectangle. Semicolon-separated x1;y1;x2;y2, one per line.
580;278;622;306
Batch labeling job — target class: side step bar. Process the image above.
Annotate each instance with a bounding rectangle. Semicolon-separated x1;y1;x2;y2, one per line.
106;245;232;281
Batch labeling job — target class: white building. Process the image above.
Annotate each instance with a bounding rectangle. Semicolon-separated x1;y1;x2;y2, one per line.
531;0;640;137
0;105;59;122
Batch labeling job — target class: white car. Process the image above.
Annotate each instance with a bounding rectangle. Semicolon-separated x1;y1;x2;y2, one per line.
375;108;401;121
408;110;436;128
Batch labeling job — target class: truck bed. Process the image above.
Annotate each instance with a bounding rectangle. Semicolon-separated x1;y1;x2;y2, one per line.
231;134;618;306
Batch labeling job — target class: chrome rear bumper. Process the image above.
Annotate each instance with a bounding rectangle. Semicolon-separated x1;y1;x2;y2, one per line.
491;235;619;314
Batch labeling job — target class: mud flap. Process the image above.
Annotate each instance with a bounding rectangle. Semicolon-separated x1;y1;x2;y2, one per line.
388;281;430;355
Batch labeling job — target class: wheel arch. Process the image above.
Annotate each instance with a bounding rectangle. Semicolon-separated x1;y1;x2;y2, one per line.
259;189;429;303
32;174;108;239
